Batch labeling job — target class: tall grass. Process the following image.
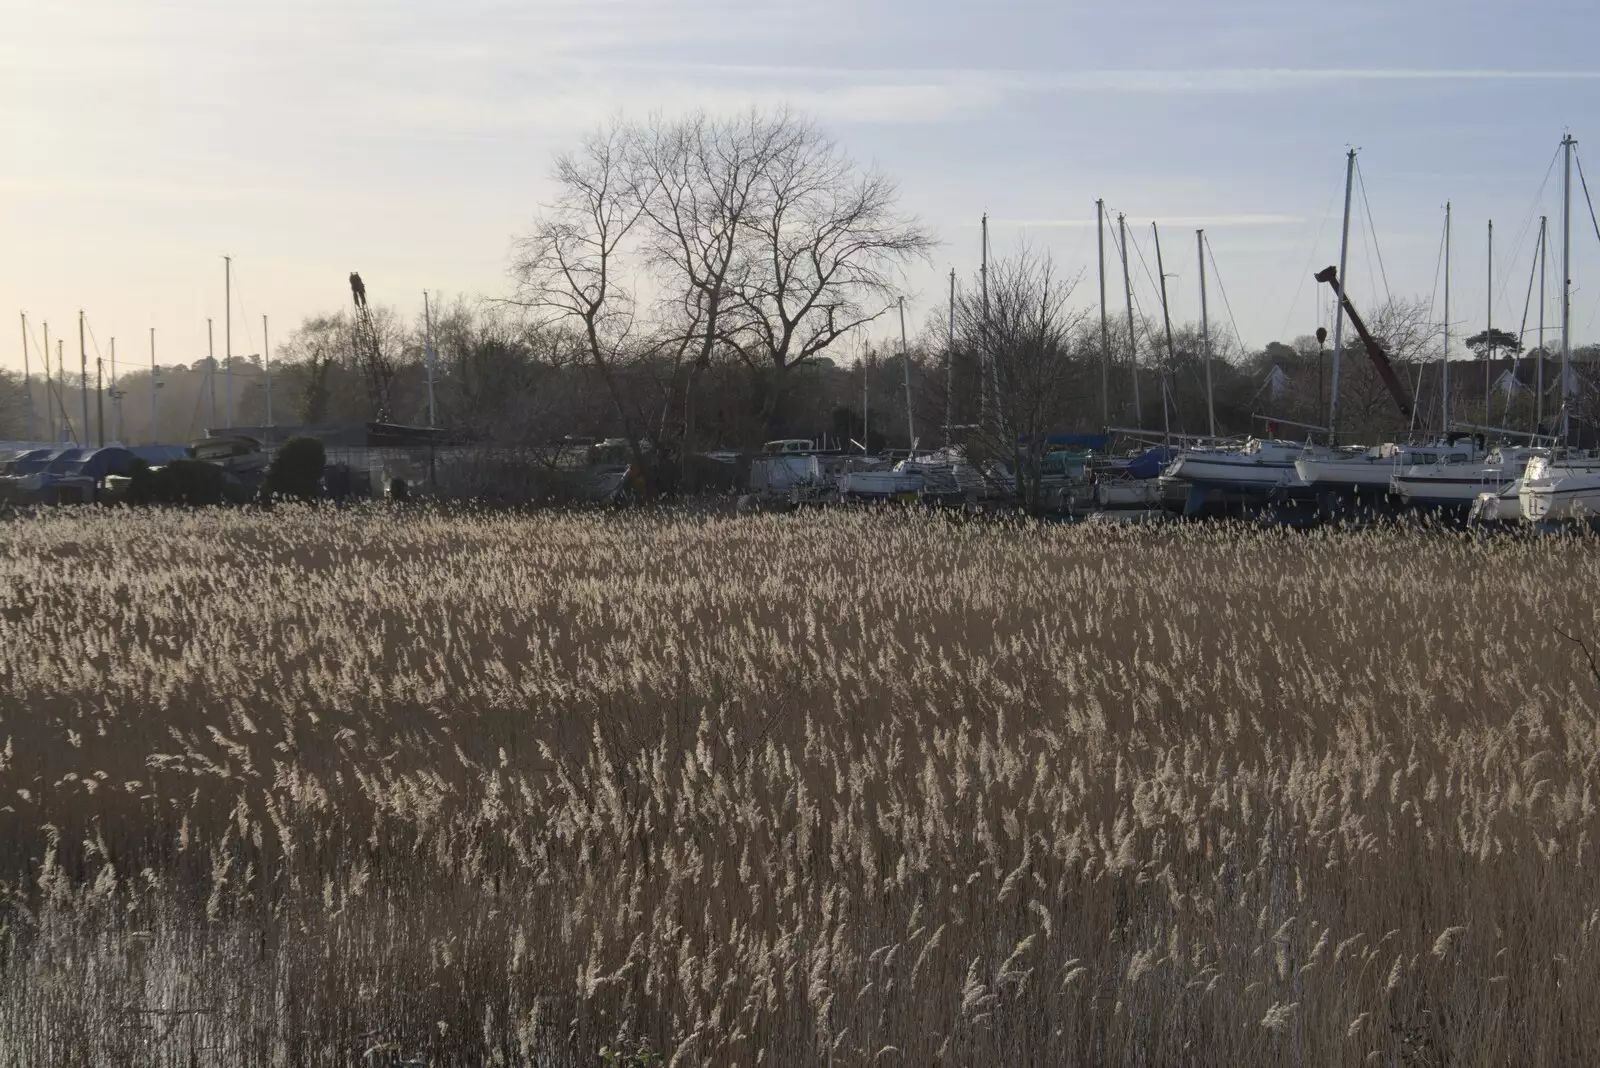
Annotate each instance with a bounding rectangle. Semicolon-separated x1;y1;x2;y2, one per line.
2;506;1598;1064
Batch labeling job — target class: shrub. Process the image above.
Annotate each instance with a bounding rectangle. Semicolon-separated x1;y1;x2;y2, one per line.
126;458;230;506
262;436;326;501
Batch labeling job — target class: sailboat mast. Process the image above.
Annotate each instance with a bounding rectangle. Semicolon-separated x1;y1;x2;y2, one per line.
206;318;217;433
899;296;914;449
979;213;990;436
96;349;104;448
1561;134;1575;445
862;341;870;454
1442;202;1451;435
150;328;159;445
20;314;34;443
57;341;66;442
1096;199;1109;426
423;291;436;429
264;315;273;427
1152;222;1174;445
1537;216;1547;434
1197;229;1215;438
945;268;955;445
1485;221;1494;424
43;321;54;443
1328;148;1356;444
224;256;233;429
1118;213;1140;426
78;311;89;445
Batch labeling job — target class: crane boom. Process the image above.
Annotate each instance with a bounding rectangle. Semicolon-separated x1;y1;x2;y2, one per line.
349;271;395;423
1314;266;1413;420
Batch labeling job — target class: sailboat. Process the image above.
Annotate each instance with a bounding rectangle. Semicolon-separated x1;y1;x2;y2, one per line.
1392;444;1543;510
1163;151;1372;516
1518;134;1599;523
1295;439;1474;498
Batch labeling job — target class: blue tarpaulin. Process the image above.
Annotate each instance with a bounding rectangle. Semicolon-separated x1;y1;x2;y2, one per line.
0;447;139;480
1042;433;1111;450
1120;447;1179;480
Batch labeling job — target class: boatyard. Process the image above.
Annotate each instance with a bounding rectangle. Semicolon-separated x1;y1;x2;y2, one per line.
9;132;1600;532
9;4;1600;1053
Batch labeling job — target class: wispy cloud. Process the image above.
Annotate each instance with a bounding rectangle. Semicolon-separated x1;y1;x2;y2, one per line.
990;214;1305;228
1011;67;1600;93
351;62;1600;136
0;177;299;205
603;63;1600;90
353;73;1004;135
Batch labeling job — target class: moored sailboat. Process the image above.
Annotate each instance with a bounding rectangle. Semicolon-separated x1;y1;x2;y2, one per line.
1295;440;1473;498
1390;445;1541;510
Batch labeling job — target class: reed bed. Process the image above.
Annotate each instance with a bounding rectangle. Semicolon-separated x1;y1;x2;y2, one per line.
2;506;1598;1065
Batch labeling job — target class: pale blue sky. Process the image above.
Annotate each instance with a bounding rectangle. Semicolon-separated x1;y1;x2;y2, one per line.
5;0;1600;376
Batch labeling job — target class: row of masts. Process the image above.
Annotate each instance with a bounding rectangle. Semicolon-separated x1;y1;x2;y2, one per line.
19;258;448;446
1440;134;1576;443
1094;205;1221;441
18;309;271;447
861;133;1582;456
1072;134;1580;447
932;204;1224;450
17;256;272;447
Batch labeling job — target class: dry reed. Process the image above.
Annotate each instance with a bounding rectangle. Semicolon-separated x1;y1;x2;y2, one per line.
1;505;1598;1065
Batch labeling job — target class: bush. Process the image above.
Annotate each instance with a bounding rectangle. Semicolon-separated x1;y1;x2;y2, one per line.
262;436;326;501
126;458;231;507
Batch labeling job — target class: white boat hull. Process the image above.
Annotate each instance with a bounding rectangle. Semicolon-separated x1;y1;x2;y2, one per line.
1392;448;1548;509
1294;457;1404;492
1392;477;1508;507
838;471;924;498
1469;484;1523;524
1521;476;1600;521
1165;456;1300;491
1095;481;1162;508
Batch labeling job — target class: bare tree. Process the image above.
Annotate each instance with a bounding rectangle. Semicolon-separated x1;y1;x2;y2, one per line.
508;110;930;482
428;298;582;446
629;110;802;470
718;123;934;435
1334;295;1433;441
510;123;651;473
0;369;26;440
952;247;1090;512
273;314;354;424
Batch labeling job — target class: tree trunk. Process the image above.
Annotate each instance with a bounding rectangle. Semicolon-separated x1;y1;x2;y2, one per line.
758;363;790;441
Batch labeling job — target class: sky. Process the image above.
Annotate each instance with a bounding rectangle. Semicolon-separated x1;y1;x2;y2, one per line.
5;0;1600;380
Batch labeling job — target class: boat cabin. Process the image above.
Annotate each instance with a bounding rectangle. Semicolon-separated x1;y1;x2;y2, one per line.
762;439;817;455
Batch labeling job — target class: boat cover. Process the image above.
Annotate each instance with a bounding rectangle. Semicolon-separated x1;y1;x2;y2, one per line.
1121;447;1180;480
0;446;139;480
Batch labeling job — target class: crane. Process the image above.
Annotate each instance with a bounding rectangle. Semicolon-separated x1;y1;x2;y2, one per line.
1314;266;1414;420
349;271;395;423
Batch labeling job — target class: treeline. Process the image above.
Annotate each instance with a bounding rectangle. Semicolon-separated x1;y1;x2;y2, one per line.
8;108;1598;461
11;290;1588;460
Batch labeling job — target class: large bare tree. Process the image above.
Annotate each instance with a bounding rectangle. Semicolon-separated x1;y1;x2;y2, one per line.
510;110;931;482
510;123;651;471
629;110;803;466
716;122;934;435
